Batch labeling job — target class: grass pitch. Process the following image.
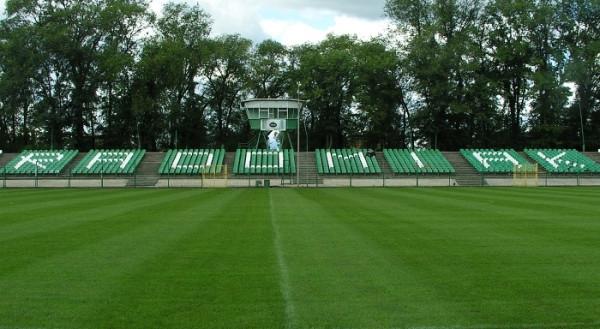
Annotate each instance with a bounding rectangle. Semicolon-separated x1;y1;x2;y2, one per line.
0;187;599;329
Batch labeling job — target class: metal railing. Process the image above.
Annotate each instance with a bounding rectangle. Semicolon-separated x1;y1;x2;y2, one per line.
1;168;600;188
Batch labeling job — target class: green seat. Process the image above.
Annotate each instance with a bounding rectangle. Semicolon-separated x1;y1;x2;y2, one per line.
72;149;145;175
461;149;529;173
315;149;381;175
159;149;225;175
3;150;79;175
233;149;296;175
525;149;600;173
384;149;454;174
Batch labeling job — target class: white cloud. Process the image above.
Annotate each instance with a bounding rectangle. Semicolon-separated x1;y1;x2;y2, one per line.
260;20;327;46
329;16;390;41
150;0;389;45
260;15;390;46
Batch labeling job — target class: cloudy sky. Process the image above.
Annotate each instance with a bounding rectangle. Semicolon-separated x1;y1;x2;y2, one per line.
0;0;391;46
149;0;391;45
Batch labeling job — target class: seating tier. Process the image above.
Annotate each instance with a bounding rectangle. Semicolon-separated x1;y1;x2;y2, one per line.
159;149;225;175
72;149;145;175
461;149;530;173
525;149;600;173
384;149;454;174
3;150;78;175
233;149;296;175
315;149;381;175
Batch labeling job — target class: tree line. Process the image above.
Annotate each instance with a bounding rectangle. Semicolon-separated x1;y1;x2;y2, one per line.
0;0;598;152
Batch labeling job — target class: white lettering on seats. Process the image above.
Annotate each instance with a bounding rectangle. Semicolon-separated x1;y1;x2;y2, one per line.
15;152;66;170
87;151;134;170
120;152;134;169
537;151;567;169
411;152;425;169
357;152;369;168
326;151;334;169
172;152;183;169
473;151;518;169
244;151;285;169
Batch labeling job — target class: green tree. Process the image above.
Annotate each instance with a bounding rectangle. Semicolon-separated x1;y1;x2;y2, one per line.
202;35;252;148
132;3;212;150
248;39;290;99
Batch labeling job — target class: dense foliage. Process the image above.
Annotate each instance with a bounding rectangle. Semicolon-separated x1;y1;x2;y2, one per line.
0;0;598;151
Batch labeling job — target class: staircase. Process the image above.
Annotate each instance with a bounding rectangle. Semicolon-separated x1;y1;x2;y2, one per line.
296;152;322;186
128;152;164;187
375;152;394;177
519;152;547;174
223;152;237;176
585;152;600;163
61;152;87;176
0;153;16;169
443;152;483;186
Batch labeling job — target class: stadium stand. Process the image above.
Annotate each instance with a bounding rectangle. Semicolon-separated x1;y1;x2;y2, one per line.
233;149;296;174
525;149;600;173
461;149;530;173
315;149;382;175
384;149;455;174
159;149;225;175
2;150;78;175
72;149;145;175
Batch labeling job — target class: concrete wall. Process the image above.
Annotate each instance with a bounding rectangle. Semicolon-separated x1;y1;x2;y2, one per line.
1;176;599;188
321;177;454;187
2;179;128;188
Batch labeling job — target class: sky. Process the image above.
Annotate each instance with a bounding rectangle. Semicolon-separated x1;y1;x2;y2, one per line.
0;0;389;46
149;0;391;45
0;0;391;46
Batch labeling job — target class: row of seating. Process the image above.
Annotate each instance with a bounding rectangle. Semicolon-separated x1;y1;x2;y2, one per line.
385;149;455;174
3;150;79;175
233;149;296;175
159;149;226;175
72;150;146;175
1;148;599;176
461;149;530;173
525;149;600;173
316;149;381;175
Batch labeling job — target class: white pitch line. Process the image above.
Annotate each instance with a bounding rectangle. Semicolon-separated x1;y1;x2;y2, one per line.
408;321;600;329
268;191;297;328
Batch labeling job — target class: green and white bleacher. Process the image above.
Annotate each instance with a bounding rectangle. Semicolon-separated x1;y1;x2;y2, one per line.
384;149;454;174
315;149;381;175
525;149;600;173
72;149;145;175
2;150;78;175
159;149;225;175
233;149;296;175
461;149;530;173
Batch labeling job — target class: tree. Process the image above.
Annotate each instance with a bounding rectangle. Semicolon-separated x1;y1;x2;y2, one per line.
292;35;359;148
132;2;211;150
3;0;151;150
202;35;252;148
558;0;600;150
248;39;290;99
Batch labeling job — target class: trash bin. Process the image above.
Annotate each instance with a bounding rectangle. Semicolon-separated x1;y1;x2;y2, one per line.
264;179;270;188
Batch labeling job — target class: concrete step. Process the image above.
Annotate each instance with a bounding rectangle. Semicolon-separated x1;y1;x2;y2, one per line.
375;152;394;176
60;152;87;176
136;152;164;176
0;153;17;169
585;152;600;163
519;152;547;173
442;151;482;186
